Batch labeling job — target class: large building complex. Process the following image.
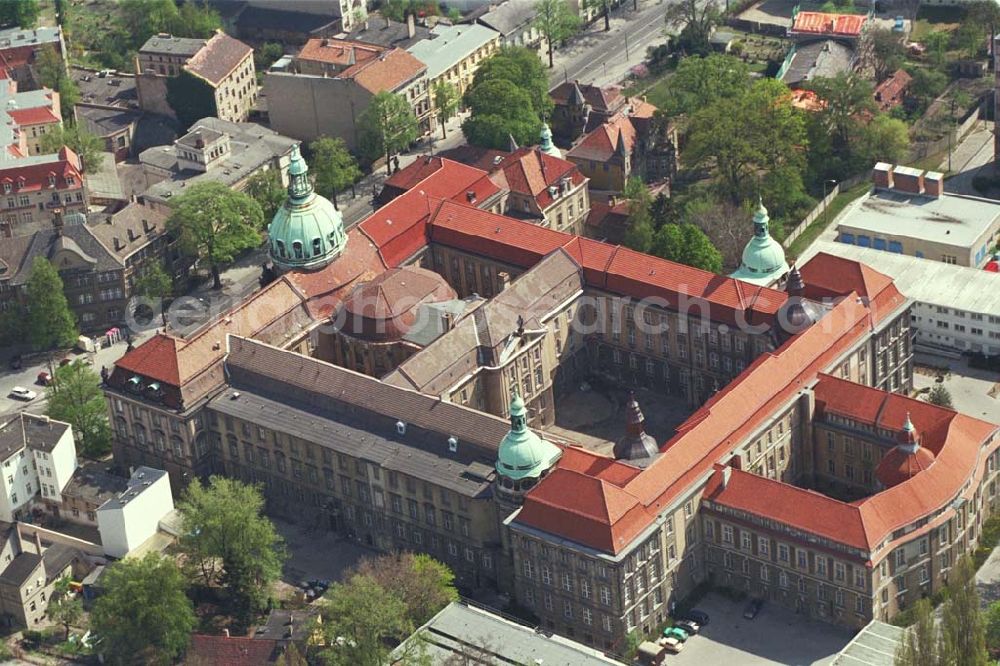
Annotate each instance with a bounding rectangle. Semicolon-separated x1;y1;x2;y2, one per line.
103;154;1000;660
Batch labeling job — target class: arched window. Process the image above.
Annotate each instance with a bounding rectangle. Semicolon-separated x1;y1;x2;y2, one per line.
134;424;147;447
115;417;128;437
293;241;303;259
312;237;322;256
276;240;286;258
171;436;185;458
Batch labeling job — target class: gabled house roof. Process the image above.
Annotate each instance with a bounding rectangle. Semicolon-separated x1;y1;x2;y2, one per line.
566;113;637;163
184;31;253;87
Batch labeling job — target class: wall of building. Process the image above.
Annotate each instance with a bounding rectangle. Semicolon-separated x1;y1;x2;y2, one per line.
264;72;372;149
211;51;257;123
135;73;176;119
910;301;1000;356
97;471;173;558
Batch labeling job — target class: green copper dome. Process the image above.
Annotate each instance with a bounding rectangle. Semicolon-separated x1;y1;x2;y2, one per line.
538;123;561;159
729;199;789;287
267;145;346;272
496;388;561;481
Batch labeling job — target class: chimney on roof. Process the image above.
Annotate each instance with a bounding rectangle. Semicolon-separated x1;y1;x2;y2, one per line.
223;628;230;638
893;166;924;195
52;209;64;236
441;311;454;332
721;465;732;489
33;530;42;555
407;13;416;39
872;162;893;191
498;271;510;291
321;38;330;47
466;190;476;203
113;237;122;251
924;170;944;198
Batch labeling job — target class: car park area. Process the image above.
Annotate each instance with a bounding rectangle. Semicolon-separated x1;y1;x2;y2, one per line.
666;593;854;666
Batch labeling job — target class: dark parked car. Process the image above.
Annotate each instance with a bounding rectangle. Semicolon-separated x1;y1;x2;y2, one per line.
743;598;764;620
675;619;700;635
685;609;710;626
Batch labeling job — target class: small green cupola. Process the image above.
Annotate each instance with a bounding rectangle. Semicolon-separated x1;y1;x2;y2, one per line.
538;122;561;159
496;388;561;485
729;198;789;287
267;144;346;273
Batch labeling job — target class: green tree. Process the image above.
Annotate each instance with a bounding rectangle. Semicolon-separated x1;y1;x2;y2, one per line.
871;28;906;82
133;261;174;327
462;79;541;149
46;361;111;457
927;384;953;408
119;0;179;50
168;182;264;290
48;576;83;641
471;47;552;120
532;0;581;68
244;169;287;220
353;553;459;627
622;177;655;253
908;67;948;105
35;45;78;122
310;136;362;209
662;54;751;117
894;598;937;666
940;555;989;666
90;553;196;665
318;575;412;666
923;30;950;68
985;600;1000;655
806;73;876;150
358;91;419;174
178;476;286;625
861;114;910;166
0;0;39;29
39;124;103;174
25;258;77;351
665;0;720;56
173;1;221;38
686;78;807;203
652;222;723;273
255;42;284;72
432;81;461;140
166;69;218;132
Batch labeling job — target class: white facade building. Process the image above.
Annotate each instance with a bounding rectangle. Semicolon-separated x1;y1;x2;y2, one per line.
0;414;77;522
97;466;173;558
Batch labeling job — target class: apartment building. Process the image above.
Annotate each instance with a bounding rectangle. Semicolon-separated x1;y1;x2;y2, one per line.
0;26;65;90
0;147;85;236
406;23;500;98
0;413;77;523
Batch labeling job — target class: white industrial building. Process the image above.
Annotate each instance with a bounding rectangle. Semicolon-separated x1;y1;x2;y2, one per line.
0;414;78;522
96;466;174;558
802;241;1000;357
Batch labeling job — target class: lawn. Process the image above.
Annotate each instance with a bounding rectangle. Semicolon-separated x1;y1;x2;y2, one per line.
911;6;965;42
786;182;870;259
625;71;674;111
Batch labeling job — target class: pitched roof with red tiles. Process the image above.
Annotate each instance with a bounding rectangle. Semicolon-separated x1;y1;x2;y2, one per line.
567;114;637;163
348;48;426;94
874;69;912;112
184;32;253;87
792;11;867;37
186;634;280;665
495;147;586;209
0;147;83;193
876;444;936;488
297;38;385;67
799;251;906;325
7;106;59;126
550;81;626;114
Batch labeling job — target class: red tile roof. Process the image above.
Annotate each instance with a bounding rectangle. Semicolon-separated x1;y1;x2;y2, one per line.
0;147;83;193
288;229;388;318
876;444;935;488
186;634;279;664
874;69;912;112
7;106;59;126
348;48;426;94
495;148;585;209
297;38;384;67
798;252;906;325
566;113;637;163
184;32;252;87
114;334;181;386
792;11;867;37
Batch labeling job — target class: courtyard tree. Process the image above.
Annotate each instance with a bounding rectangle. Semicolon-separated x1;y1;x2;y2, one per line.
893;598;937;666
622;177;655;253
532;0;581;68
39;124;103;174
133;261;174;327
36;46;79;122
177;476;286;625
683;195;751;271
927;384;953;408
860;114;910;166
432;81;461;140
462;80;542;149
352;553;459;626
167;182;264;290
45;361;111;457
664;0;720;56
244;169;286;220
0;0;39;29
90;553;196;665
662;54;751;117
651;222;723;273
870;28;906;82
358;91;419;174
940;555;989;666
805;73;875;152
25;257;77;352
470;47;552;120
48;576;83;641
986;600;1000;655
318;574;412;666
923;30;950;68
309;136;362;208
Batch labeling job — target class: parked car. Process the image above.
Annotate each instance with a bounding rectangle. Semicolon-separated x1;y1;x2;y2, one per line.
743;598;764;620
9;387;37;401
684;609;710;626
675;619;700;635
637;640;666;665
662;626;689;643
659;636;683;654
36;371;51;386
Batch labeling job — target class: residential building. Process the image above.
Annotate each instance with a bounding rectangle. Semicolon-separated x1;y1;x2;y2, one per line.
550;81;628;146
493;147;590;233
56;463;130;528
264;40;429;146
874;69;912;113
0;414;77;523
802;240;1000;356
0;526;91;629
86;198;179;288
0;26;65;90
778;40;856;88
0;146;85;236
139;117;297;205
472;0;545;51
836;163;1000;268
345;13;434;49
136;32;256;123
0;80;61;158
405;23;501;98
391;601;622;665
97;467;173;558
790;10;868;42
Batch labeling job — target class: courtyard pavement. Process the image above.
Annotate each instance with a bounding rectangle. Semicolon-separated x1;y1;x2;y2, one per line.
670;592;854;666
273;515;372;587
913;353;1000;426
975;543;1000;608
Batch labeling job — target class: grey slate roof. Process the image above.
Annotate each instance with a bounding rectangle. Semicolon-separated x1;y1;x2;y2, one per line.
780;39;855;86
0;414;70;462
0;216;123;287
831;619;905;665
138;34;206;57
70;67;138;109
476;0;538;37
98;467;168;512
344;14;434;49
0;553;41;587
76;104;138;136
253;608;318;643
41;543;85;583
87;199;170;262
61;464;129;505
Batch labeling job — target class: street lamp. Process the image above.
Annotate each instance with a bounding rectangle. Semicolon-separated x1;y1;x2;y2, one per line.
822;179;838;226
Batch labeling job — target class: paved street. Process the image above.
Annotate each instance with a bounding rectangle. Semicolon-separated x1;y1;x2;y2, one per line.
549;0;670;89
939;120;995;197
